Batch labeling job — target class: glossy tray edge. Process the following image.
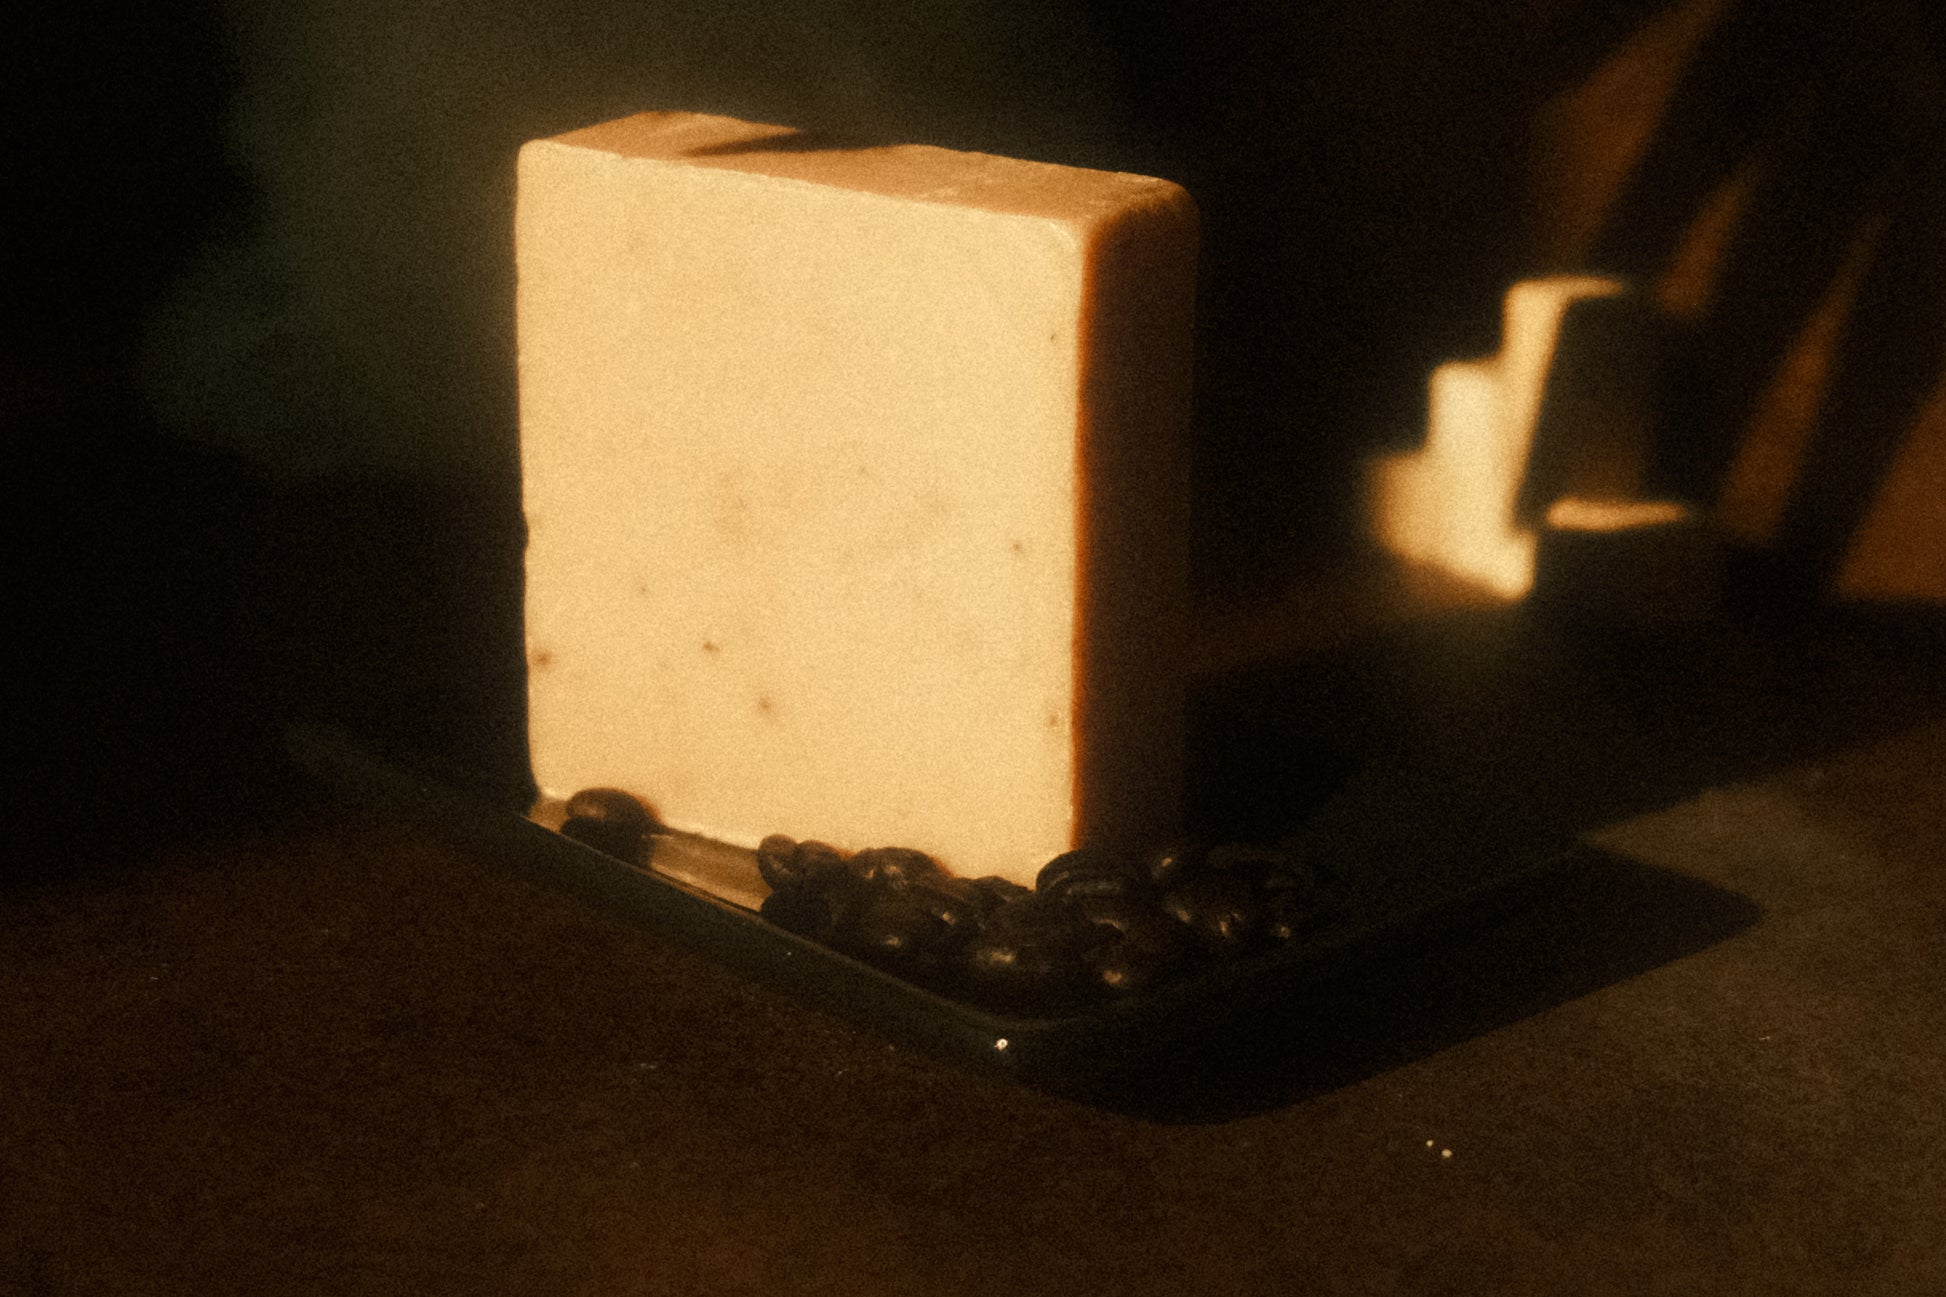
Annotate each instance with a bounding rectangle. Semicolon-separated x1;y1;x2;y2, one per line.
285;724;1565;1092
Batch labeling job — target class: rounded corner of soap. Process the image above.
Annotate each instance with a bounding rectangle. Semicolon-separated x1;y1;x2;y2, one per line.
515;136;577;186
1144;177;1200;224
1091;180;1201;254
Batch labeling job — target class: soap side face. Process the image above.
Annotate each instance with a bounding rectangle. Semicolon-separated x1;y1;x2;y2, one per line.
517;113;1194;883
1072;192;1197;857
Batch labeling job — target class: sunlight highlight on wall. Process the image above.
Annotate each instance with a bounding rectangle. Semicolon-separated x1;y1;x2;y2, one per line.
1372;276;1628;598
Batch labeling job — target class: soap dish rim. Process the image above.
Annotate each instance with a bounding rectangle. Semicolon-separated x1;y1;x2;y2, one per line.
286;723;1564;1094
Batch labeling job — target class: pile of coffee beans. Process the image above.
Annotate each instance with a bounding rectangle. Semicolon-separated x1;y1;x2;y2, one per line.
556;786;1325;1012
754;834;1324;1012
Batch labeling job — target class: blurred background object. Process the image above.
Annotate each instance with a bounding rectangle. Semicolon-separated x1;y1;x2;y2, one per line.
1530;0;1945;604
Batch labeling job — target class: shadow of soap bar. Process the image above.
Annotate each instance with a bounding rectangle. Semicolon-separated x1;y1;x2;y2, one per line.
516;112;1197;885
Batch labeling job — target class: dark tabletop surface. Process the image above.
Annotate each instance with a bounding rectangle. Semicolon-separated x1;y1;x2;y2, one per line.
9;572;1945;1294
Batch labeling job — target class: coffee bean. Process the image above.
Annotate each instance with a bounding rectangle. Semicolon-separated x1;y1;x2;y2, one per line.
849;846;942;889
1073;895;1194;988
1069;895;1145;938
792;840;850;885
757;836;854;892
965;875;1033;913
565;787;655;832
759;885;840;942
1090;937;1178;996
841;891;949;966
954;889;1100;1005
957;929;1086;1009
1145;841;1205;892
905;877;983;940
755;834;803;890
1161;872;1263;952
983;891;1084;940
561;787;656;861
1036;848;1148;903
1074;896;1190;955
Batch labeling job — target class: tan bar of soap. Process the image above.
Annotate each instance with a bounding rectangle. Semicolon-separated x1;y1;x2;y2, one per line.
517;112;1196;884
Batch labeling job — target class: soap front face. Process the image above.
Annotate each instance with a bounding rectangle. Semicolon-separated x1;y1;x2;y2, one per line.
517;112;1195;883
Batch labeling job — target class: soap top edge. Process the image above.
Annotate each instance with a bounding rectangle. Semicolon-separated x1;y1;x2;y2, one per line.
525;110;1193;228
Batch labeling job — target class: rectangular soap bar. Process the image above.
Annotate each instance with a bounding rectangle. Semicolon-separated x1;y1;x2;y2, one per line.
516;112;1196;884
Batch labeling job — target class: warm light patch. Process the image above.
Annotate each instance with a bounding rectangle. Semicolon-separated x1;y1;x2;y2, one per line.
1373;276;1628;598
1546;497;1691;532
1836;371;1946;601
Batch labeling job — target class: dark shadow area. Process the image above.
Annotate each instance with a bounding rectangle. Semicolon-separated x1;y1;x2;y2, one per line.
684;126;907;156
1118;595;1945;1118
1071;846;1762;1122
1187;597;1946;866
247;473;533;814
4;3;243;385
18;413;532;883
22;409;293;877
1515;294;1674;523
